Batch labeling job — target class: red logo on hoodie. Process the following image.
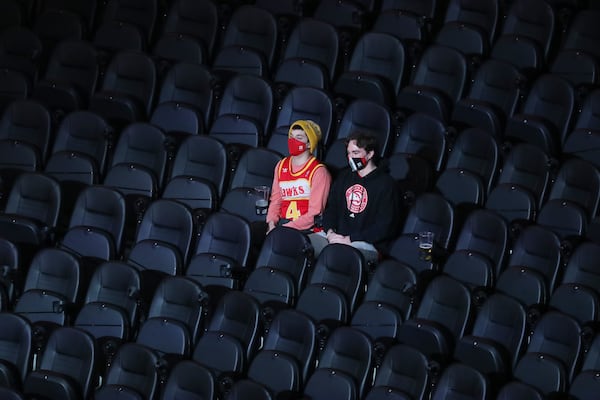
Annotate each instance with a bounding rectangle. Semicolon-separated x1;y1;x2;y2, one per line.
346;184;368;213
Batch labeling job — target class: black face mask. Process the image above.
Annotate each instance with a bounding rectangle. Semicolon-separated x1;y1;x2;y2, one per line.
349;156;368;172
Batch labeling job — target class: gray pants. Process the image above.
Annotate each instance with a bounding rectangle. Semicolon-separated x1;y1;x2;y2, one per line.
308;232;379;264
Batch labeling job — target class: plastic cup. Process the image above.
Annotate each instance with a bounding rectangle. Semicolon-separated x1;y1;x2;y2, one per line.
255;185;270;215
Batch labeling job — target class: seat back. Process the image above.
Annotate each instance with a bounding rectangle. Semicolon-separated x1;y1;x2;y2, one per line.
373;343;429;400
391;112;447;172
97;49;157;116
81;260;141;330
563;9;600;61
514;73;576;149
51;110;111;174
157;62;214;129
308;244;365;313
454;208;508;275
26;327;96;399
527;310;583;381
255;226;314;294
162;0;218;59
135;317;190;356
406;44;469;103
135;199;194;264
443;0;499;43
162;176;217;215
318;326;373;398
228;147;282;191
111;122;168;188
536;199;588;239
507;224;562;292
548;157;600;220
160;360;215;400
245;352;300;396
431;362;488;400
212;45;268;78
0;99;51;163
220;5;278;68
468;293;527;368
399;191;455;249
496;265;547;308
147;276;207;343
215;74;274;137
452;58;524;137
501;0;555;58
335;31;406;105
0;312;32;386
269;86;334;155
562;241;600;294
574;88;600;131
295;283;349;325
170;135;227;199
443;250;494;290
434;168;485;207
152;32;205;69
104;342;160;399
302;367;358;400
445;128;499;193
39;38;98;98
551;49;599;90
242;267;295;307
68;185;126;253
4;172;61;227
282;18;340;82
22;247;81;302
150;101;203;136
207;290;261;359
497;143;551;208
334;98;392;158
415;275;472;339
92;20;144;54
262;309;316;382
102;0;158;44
496;381;544;400
0;26;43;86
549;283;599;326
194;211;251;266
485;183;536;224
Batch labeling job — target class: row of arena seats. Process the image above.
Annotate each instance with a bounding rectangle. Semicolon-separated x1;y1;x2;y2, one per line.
2;216;600;399
1;94;600;251
0;71;599;187
0;30;600;178
1;0;599;89
1;114;600;394
0;0;599;137
1;157;599;305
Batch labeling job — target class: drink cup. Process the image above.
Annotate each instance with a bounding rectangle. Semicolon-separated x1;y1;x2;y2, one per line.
255;185;270;215
418;231;434;261
419;231;434;250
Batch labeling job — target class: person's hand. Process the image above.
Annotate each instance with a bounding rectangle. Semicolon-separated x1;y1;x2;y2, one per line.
267;221;276;233
329;234;351;245
325;229;336;241
326;230;351;245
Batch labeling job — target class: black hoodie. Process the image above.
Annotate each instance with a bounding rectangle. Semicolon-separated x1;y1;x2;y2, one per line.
322;163;401;253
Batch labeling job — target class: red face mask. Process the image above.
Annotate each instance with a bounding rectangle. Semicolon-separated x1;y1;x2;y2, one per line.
288;137;307;156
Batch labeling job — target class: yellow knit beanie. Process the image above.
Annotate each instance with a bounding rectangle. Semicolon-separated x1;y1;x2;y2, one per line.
289;120;322;154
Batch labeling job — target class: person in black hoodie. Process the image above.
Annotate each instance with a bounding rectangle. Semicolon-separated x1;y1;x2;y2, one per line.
309;131;401;263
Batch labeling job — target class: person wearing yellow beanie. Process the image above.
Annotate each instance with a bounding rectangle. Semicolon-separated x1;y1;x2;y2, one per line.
291;119;321;155
266;120;331;233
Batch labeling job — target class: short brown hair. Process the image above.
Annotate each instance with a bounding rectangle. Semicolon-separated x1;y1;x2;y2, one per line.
345;131;378;154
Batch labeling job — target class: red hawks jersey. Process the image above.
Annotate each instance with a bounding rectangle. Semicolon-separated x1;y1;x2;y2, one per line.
277;156;324;221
